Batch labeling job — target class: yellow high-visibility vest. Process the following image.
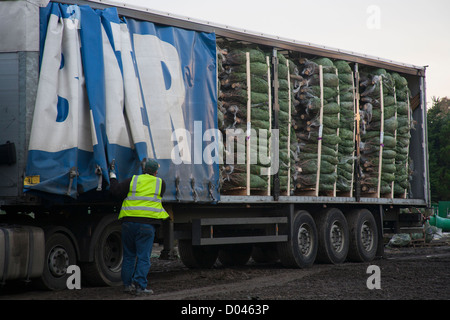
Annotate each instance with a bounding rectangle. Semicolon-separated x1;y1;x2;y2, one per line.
118;174;168;220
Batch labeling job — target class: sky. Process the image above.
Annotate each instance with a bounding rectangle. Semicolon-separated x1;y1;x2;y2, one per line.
109;0;450;108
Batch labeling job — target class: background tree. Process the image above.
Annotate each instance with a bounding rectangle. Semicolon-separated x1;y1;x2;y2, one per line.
427;96;450;202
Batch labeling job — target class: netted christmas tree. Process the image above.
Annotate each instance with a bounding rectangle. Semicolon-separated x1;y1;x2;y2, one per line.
277;53;297;194
359;68;398;195
391;72;412;196
217;47;412;198
217;43;272;193
334;60;356;193
290;57;341;193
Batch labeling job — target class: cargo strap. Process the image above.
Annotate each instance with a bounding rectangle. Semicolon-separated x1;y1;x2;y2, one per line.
191;178;198;202
66;167;78;196
95;165;103;191
208;181;216;202
175;177;180;202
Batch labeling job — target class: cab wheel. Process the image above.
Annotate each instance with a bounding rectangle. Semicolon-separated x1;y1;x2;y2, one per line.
81;222;123;286
38;232;77;291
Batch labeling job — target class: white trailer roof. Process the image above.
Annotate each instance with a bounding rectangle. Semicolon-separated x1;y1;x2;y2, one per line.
61;0;426;76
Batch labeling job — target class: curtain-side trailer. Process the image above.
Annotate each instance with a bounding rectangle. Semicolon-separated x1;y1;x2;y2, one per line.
0;0;429;290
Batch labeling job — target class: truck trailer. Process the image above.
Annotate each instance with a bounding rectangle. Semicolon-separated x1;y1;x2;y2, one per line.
0;0;430;290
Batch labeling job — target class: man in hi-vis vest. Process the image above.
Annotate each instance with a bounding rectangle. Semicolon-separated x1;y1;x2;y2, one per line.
109;158;169;295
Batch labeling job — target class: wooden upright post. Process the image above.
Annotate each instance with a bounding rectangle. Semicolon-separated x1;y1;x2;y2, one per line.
315;65;324;197
246;52;251;196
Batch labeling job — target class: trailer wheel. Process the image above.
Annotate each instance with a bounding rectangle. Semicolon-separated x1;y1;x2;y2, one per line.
251;243;279;263
178;240;218;268
38;232;77;291
346;209;378;262
315;208;349;264
277;210;318;268
218;244;252;266
81;222;123;286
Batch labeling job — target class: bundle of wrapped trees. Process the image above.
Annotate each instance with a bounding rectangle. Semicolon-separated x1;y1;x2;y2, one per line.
334;60;356;193
217;47;412;198
391;72;412;196
291;57;341;194
277;53;297;194
359;68;398;195
217;44;272;193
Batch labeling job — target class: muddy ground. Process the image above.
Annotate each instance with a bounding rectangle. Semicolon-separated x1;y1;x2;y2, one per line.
1;241;450;302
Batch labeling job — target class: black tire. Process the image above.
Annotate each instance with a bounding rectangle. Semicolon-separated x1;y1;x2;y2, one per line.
277;210;318;268
81;222;123;287
38;232;77;291
178;240;218;268
251;243;279;263
346;209;378;262
315;208;349;264
218;244;252;266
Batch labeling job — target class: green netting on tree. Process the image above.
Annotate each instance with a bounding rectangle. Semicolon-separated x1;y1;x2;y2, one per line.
295;158;338;174
308;73;339;87
225;104;270;121
370;105;396;121
298;143;337;157
224;48;267;65
300;60;336;76
220;89;269;105
395;88;410;102
221;75;269;94
397;102;409;115
223;164;270;176
221;173;268;189
312;57;335;67
300;86;338;100
307;101;340;114
334;60;352;74
391;72;408;88
230;62;269;77
338;73;354;85
292;172;337;187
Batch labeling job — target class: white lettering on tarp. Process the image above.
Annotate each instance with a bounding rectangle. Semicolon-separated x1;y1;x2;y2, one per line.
28;13;93;153
29;16;190;163
101;24;131;149
65;5;80;30
115;22;153;158
132;33;190;161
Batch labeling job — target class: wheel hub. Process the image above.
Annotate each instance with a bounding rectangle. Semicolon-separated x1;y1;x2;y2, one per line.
330;221;344;252
103;232;122;273
48;246;69;277
361;221;374;251
297;223;312;256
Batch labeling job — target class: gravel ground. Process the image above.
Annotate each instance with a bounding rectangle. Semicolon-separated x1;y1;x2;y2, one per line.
1;242;450;301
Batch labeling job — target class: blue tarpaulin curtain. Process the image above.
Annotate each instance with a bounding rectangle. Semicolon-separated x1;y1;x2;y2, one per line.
25;2;219;202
